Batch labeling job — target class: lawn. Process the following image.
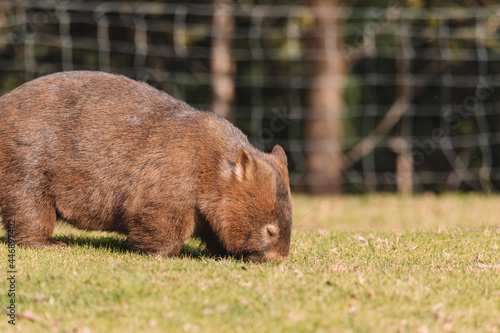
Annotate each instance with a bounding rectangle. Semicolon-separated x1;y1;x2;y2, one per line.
1;194;499;332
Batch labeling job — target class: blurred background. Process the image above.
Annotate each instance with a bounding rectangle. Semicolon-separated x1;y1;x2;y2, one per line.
0;0;499;195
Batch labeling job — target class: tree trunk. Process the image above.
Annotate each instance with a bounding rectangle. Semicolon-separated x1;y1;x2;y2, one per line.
211;0;235;120
393;49;413;194
305;0;346;195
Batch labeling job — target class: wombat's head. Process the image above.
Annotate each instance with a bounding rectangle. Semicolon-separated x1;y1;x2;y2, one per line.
217;145;292;263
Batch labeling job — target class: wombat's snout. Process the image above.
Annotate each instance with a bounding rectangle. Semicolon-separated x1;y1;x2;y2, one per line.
246;250;289;263
264;251;289;263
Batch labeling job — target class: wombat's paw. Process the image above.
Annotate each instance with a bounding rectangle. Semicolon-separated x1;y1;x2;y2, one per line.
48;240;68;249
128;245;175;258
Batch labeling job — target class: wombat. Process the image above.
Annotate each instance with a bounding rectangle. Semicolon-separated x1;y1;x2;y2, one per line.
0;71;292;262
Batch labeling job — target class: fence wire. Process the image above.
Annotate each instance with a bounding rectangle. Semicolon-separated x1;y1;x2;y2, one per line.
0;1;499;193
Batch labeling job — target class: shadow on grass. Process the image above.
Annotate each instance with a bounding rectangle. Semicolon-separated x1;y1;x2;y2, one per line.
0;234;213;260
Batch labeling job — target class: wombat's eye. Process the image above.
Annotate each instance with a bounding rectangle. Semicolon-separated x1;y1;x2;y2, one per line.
264;225;278;239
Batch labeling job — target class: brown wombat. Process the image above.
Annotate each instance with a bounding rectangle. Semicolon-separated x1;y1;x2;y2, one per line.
0;71;292;262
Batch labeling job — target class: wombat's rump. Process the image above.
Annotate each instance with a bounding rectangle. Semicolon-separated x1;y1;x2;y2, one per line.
0;71;292;262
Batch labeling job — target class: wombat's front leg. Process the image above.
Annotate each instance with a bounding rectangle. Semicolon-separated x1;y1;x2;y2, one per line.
126;213;193;257
192;213;227;257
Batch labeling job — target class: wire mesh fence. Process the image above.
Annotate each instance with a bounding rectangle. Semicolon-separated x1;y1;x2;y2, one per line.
0;1;499;193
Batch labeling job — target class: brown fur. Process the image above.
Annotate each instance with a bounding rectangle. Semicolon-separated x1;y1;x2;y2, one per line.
0;71;292;262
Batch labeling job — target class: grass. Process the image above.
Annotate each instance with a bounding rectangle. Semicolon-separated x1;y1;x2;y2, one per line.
291;193;500;231
1;193;499;332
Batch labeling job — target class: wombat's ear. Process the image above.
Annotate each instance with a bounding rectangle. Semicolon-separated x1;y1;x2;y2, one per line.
235;148;254;181
271;145;287;166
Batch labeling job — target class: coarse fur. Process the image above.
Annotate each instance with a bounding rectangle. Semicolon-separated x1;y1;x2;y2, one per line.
0;71;292;262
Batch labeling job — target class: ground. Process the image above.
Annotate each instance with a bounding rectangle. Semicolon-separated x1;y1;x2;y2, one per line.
1;193;499;332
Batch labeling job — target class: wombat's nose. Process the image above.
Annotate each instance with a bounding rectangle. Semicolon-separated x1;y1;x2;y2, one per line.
245;250;289;263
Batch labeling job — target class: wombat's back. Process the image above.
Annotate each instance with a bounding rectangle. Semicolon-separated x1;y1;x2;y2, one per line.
0;71;201;148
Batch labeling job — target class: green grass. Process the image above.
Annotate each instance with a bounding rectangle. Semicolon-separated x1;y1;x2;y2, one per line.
1;194;499;332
